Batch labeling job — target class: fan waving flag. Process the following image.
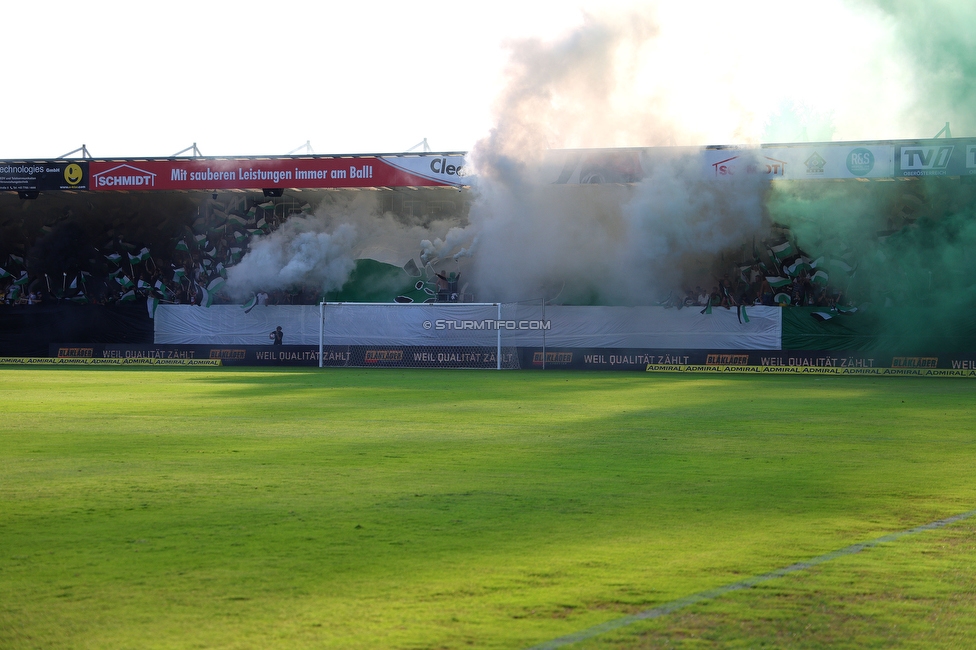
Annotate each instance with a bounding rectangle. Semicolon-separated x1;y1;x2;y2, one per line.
770;241;794;259
766;276;791;289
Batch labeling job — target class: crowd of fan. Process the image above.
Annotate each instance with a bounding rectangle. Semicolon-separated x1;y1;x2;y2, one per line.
0;199;307;308
2;217;852;314
663;244;852;311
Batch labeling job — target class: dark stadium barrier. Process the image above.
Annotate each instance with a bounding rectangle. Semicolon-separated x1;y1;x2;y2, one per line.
0;303;152;357
43;343;976;371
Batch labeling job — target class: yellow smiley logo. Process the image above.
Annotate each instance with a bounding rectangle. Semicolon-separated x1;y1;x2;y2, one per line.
64;163;83;186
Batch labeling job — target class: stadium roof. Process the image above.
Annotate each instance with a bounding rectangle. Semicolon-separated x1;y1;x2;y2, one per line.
1;137;973;195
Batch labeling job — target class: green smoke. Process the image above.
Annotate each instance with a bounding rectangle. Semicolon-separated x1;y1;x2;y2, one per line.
768;177;976;353
859;0;976;137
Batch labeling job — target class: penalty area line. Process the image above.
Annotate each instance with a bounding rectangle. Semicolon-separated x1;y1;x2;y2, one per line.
526;508;976;650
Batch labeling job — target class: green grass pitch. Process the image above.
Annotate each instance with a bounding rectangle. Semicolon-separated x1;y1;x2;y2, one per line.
2;367;975;649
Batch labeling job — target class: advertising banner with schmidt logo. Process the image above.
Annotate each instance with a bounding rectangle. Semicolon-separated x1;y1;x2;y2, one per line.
896;141;972;177
0;161;88;191
91;163;156;189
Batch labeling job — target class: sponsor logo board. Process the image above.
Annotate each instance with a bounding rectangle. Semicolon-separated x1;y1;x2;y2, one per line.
88;156;464;191
0;161;89;191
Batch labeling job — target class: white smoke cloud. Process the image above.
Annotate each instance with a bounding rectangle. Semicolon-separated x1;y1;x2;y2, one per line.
458;8;770;305
225;192;466;299
225;220;358;299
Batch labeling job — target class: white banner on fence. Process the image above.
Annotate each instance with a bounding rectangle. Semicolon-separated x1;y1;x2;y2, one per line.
155;304;782;350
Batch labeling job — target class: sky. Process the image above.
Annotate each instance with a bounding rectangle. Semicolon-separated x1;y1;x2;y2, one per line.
2;0;973;159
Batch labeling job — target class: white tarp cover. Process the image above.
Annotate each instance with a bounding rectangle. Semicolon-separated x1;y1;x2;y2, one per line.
155;305;318;345
155;303;782;350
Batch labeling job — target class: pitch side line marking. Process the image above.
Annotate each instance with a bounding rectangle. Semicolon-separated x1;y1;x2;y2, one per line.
527;508;976;650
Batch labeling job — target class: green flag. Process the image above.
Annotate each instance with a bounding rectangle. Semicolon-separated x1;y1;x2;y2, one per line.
147;297;159;318
175;239;190;253
119;275;134;290
812;270;829;285
105;252;122;264
766;276;791;289
242;295;257;313
13;272;29;286
0;267;10;279
773;292;791;306
119;290;136;302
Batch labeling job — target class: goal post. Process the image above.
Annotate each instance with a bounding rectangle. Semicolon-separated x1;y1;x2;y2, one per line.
318;302;521;369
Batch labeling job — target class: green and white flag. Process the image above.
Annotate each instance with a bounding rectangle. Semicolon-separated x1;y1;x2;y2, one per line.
69;294;89;304
105;252;122;264
255;217;269;232
259;201;274;211
119;275;135;290
173;268;186;282
0;267;10;279
199;285;213;308
229;247;243;263
207;277;226;294
773;292;791;305
147;297;159;318
137;279;151;290
194;234;208;248
233;231;249;245
119;290;136;302
770;241;794;259
216;263;227;279
154;279;171;298
837;305;858;314
242;294;257;312
787;261;811;277
108;268;122;280
248;228;264;237
766;276;791;289
8;286;21;301
300;202;312;214
9;254;24;267
812;311;833;321
246;205;257;218
812;270;829;285
175;239;190;252
13;272;29;286
227;214;248;227
830;258;854;274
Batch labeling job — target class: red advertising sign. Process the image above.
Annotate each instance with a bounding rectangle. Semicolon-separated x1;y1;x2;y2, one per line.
88;155;467;191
